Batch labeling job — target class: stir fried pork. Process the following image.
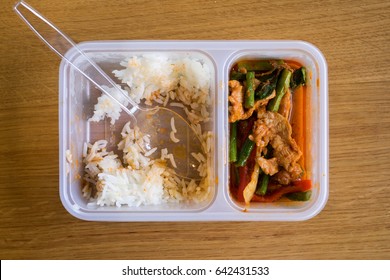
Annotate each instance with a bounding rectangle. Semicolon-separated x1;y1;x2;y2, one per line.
250;111;302;183
228;80;276;123
228;80;245;123
256;156;279;176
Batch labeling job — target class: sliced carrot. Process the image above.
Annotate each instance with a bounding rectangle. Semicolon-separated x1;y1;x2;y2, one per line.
290;85;305;172
285;60;303;70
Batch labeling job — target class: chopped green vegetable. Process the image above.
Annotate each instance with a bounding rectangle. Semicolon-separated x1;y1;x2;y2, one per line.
255;75;278;100
290;67;306;90
256;68;280;83
230;71;246;81
285;190;312;201
245;72;255;108
255;69;280;100
255;146;272;195
267;68;292;112
229;122;237;162
237;61;274;71
255;174;269;196
255;83;275;100
236;138;255;167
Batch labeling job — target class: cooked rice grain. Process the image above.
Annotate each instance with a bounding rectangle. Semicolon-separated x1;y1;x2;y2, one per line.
84;55;214;207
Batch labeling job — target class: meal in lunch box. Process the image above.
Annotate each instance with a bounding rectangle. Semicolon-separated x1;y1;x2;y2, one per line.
228;59;312;204
81;54;213;207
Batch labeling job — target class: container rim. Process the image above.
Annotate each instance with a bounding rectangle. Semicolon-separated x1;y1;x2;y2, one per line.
59;40;328;222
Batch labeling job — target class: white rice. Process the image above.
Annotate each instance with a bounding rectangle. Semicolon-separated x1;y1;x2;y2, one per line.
168;154;177;169
191;152;206;163
170;102;185;108
170;117;177;132
169;117;180;143
144;147;158;157
170;131;180;143
160;148;177;168
96;162;166;207
163;93;170;107
89;85;129;125
65;149;73;163
83;54;213;207
112;54;210;104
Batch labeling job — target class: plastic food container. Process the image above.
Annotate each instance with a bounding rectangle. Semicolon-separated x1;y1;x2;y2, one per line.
59;40;328;221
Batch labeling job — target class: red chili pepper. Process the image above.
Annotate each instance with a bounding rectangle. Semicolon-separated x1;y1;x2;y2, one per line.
229;164;238;192
237;115;256;149
236;166;250;202
233;115;257;202
236;145;258;202
251;180;312;203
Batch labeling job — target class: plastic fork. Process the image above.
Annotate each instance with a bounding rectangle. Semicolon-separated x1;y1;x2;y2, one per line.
14;1;204;179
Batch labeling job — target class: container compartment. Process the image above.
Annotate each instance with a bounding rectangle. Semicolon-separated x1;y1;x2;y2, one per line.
60;46;218;220
222;43;328;220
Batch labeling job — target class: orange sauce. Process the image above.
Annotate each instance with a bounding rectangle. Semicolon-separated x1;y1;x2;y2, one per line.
284;59;302;70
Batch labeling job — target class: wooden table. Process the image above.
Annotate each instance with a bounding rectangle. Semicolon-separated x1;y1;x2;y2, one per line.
1;0;389;259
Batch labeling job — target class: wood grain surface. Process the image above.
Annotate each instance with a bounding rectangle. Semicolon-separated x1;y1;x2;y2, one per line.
1;0;389;259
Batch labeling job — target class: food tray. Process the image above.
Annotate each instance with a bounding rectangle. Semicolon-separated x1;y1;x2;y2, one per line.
59;40;328;221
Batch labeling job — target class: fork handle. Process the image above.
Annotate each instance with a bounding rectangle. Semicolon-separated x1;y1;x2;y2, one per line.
14;1;139;121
